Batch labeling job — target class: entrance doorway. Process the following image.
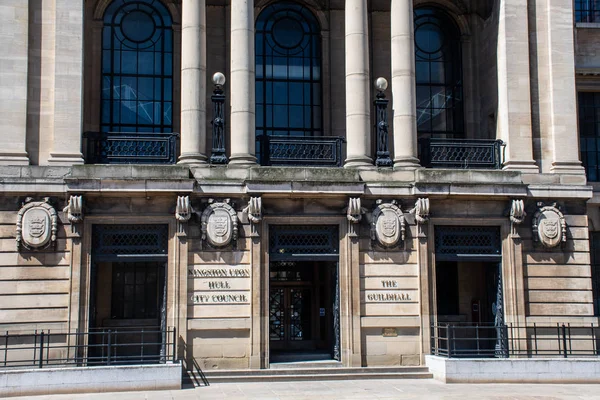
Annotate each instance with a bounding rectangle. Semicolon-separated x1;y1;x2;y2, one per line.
268;226;340;363
433;226;505;357
89;225;169;364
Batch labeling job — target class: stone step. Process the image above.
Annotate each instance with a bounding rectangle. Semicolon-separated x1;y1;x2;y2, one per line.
196;371;433;383
270;360;344;369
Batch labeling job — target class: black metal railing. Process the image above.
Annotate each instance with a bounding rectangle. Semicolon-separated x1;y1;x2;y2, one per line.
419;138;505;169
84;132;179;164
0;327;177;369
575;0;600;23
258;135;345;167
431;323;600;358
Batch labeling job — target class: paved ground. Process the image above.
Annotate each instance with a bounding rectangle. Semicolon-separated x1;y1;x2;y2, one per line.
10;379;600;400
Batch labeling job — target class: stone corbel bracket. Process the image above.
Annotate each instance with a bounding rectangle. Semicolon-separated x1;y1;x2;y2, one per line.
410;198;430;224
243;196;262;224
346;197;366;224
532;202;566;248
63;195;84;224
17;197;58;251
370;199;405;248
175;196;194;223
200;198;238;248
509;199;526;225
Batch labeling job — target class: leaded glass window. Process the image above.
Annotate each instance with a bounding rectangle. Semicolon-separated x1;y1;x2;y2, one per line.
101;0;173;133
255;2;322;162
578;92;600;181
414;7;463;139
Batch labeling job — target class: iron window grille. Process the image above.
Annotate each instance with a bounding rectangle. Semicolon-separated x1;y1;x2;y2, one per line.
92;225;169;262
269;226;339;261
258;135;345;167
434;226;502;262
575;0;600;22
84;131;179;164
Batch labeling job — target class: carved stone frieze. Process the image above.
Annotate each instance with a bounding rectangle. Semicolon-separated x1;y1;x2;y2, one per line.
17;198;58;251
371;200;405;248
63;195;83;224
200;199;238;248
532;202;566;248
510;199;526;225
175;196;194;222
243;197;262;224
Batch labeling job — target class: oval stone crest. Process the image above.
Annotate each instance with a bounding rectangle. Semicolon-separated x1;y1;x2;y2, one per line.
16;199;58;251
532;203;566;248
371;201;405;248
201;200;238;248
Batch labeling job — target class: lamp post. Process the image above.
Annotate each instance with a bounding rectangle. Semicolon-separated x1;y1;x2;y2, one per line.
374;77;392;167
210;72;228;164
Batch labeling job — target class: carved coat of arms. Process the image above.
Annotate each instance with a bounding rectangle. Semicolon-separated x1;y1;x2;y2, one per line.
371;201;405;248
201;199;238;247
16;198;58;251
532;203;566;248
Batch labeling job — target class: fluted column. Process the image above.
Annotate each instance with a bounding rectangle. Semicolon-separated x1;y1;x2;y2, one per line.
229;0;257;166
178;0;207;165
344;0;372;168
391;0;420;168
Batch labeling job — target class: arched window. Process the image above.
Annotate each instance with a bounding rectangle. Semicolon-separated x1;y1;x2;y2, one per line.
101;0;173;133
255;1;322;161
414;7;463;139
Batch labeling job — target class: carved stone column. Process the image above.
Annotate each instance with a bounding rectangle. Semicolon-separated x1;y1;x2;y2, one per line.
344;0;373;168
179;0;208;165
229;0;257;166
390;0;420;169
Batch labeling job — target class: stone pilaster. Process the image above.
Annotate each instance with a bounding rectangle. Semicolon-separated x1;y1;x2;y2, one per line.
229;0;257;166
48;0;84;165
391;0;420;169
533;0;585;175
178;0;208;166
0;0;29;165
497;0;538;172
344;0;373;168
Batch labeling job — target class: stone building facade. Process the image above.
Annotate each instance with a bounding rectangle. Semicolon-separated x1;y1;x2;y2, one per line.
0;0;598;374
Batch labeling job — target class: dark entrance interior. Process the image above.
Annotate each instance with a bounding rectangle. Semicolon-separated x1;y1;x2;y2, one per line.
268;226;340;363
89;225;169;364
434;226;504;357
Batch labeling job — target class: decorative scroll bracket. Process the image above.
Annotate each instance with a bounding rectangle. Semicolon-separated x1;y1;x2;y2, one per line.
346;197;366;238
17;197;58;252
63;195;83;237
242;197;262;237
175;195;194;236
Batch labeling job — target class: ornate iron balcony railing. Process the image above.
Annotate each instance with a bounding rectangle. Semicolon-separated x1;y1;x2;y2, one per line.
84;132;179;164
419;138;505;170
258;135;345;167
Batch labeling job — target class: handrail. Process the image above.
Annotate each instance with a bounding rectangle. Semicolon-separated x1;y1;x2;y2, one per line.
419;138;505;170
0;327;177;369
